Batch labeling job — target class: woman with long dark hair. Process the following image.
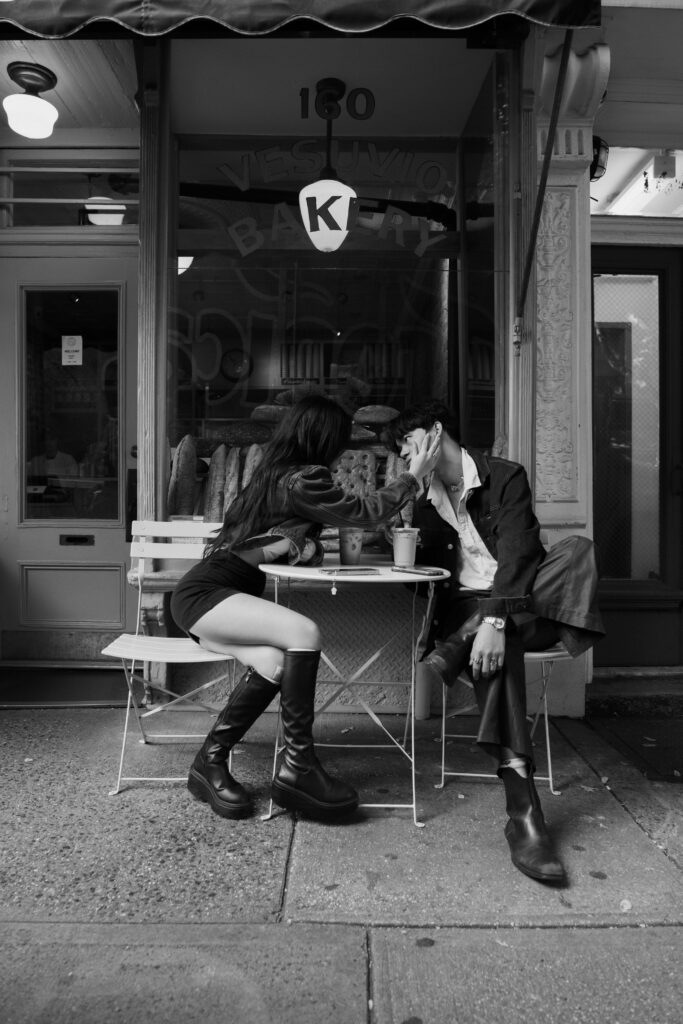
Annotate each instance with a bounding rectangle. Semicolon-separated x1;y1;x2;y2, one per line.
171;395;439;823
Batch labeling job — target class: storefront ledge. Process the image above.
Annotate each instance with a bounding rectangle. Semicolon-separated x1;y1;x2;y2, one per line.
587;668;683;717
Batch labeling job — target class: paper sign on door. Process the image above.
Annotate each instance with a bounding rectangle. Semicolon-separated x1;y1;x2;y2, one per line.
62;335;83;366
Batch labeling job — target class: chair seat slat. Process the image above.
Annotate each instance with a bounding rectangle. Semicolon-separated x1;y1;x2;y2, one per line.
103;634;229;664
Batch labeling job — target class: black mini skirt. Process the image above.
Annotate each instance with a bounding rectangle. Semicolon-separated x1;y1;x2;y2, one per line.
170;551;266;638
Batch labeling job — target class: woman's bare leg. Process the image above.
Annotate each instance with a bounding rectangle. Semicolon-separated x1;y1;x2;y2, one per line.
189;592;321;679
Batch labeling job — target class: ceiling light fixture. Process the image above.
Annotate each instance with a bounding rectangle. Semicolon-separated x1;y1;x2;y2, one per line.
298;79;357;253
84;196;126;226
3;61;59;139
590;136;609;182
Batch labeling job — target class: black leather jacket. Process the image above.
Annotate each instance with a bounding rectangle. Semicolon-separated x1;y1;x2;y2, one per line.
414;448;545;619
232;465;419;565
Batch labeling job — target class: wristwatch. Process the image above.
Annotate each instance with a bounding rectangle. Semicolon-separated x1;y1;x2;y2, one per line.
483;616;506;631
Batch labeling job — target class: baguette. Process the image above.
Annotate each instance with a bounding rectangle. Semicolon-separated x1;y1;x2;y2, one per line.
167;434;197;516
203;444;227;522
384;452;407;484
242;443;264;489
222;446;241;515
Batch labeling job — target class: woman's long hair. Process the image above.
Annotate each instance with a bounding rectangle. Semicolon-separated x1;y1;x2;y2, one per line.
206;394;353;555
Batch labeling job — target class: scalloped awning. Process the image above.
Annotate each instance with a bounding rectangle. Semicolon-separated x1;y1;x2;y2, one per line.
0;1;600;39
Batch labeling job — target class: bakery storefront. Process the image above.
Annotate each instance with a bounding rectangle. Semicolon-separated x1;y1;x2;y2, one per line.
0;2;604;712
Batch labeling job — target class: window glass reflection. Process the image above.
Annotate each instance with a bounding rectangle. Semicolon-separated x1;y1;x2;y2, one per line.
592;274;660;580
24;289;120;521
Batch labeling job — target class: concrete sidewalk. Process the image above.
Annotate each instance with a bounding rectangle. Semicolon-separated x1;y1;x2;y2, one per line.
1;706;682;1023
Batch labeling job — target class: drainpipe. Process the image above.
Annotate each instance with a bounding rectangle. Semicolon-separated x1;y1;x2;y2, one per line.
513;29;573;352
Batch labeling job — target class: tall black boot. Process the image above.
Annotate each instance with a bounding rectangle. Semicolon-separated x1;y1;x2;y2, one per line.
271;649;359;820
422;611;482;688
188;667;278;819
498;765;567;885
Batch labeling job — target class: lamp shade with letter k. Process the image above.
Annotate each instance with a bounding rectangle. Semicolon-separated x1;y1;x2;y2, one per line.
298;178;358;253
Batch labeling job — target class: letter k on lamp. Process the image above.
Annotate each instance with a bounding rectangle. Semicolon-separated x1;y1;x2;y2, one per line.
299;179;357;253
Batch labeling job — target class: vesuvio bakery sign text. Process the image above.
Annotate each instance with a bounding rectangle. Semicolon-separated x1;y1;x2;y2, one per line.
219;140;454;193
212;140;456;257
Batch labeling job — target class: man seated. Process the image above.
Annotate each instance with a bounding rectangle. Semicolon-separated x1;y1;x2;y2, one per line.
27;435;79;504
28;435;78;480
388;400;605;886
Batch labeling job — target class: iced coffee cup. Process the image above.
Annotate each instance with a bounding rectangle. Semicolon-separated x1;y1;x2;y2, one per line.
339;527;364;565
392;527;420;568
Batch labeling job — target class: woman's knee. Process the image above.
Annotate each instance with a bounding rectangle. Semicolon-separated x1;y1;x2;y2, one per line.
291;617;322;650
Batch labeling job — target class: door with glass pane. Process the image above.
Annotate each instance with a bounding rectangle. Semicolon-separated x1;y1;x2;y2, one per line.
0;255;138;662
592;248;683;666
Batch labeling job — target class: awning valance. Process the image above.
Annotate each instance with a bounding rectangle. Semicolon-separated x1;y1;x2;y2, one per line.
0;1;600;40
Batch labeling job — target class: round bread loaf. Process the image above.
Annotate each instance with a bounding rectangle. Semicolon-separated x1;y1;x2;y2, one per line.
353;404;400;425
251;405;287;422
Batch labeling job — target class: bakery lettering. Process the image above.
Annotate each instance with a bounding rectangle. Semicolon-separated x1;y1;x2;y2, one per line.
217;141;454;258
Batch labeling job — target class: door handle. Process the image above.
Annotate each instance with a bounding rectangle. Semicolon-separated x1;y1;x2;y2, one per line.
672;464;683;496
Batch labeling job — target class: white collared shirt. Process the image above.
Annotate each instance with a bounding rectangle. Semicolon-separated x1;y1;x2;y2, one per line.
427;448;497;590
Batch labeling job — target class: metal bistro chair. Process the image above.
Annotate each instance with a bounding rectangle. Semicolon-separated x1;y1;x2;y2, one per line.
103;519;237;796
437;642;572;795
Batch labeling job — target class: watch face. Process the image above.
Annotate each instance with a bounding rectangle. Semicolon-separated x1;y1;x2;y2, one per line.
221;349;253;382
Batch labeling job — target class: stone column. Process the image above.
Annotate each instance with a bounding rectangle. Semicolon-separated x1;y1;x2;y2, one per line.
532;39;609;715
137;40;172;522
136;41;173;697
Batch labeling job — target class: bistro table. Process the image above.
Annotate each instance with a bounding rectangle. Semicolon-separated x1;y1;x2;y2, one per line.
259;557;450;827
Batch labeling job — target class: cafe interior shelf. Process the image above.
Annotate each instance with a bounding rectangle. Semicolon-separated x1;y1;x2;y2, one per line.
280;340;412;383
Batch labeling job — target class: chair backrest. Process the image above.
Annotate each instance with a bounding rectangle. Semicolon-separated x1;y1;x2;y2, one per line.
129;519;223;632
130;519;222;566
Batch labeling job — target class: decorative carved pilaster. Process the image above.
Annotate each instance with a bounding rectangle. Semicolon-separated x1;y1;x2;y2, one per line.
535;190;576;501
531;41;610;523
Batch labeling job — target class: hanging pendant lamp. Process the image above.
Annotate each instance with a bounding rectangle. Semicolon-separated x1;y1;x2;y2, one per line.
3;62;59;139
298;79;357;253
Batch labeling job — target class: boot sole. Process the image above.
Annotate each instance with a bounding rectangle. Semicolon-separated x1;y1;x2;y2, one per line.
504;821;567;885
187;768;253;820
509;853;567;885
271;779;358;820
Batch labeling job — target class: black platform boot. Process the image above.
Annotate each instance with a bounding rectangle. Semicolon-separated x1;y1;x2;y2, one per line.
271;649;359;820
188;667;278;819
422;611;482;688
498;764;567;885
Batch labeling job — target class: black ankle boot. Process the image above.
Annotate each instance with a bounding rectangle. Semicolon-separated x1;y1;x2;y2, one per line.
498;765;567;885
188;667;278;819
271;650;358;820
422;611;482;688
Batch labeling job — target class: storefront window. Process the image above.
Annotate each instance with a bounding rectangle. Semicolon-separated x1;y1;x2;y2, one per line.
23;289;120;521
169;122;495;466
0;155;139;229
592;274;660;580
590;147;683;218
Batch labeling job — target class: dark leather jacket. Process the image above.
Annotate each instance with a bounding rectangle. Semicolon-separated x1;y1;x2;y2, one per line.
233;465;419;565
414;448;545;619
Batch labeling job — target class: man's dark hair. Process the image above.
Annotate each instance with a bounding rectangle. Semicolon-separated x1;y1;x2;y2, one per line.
387;400;461;445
